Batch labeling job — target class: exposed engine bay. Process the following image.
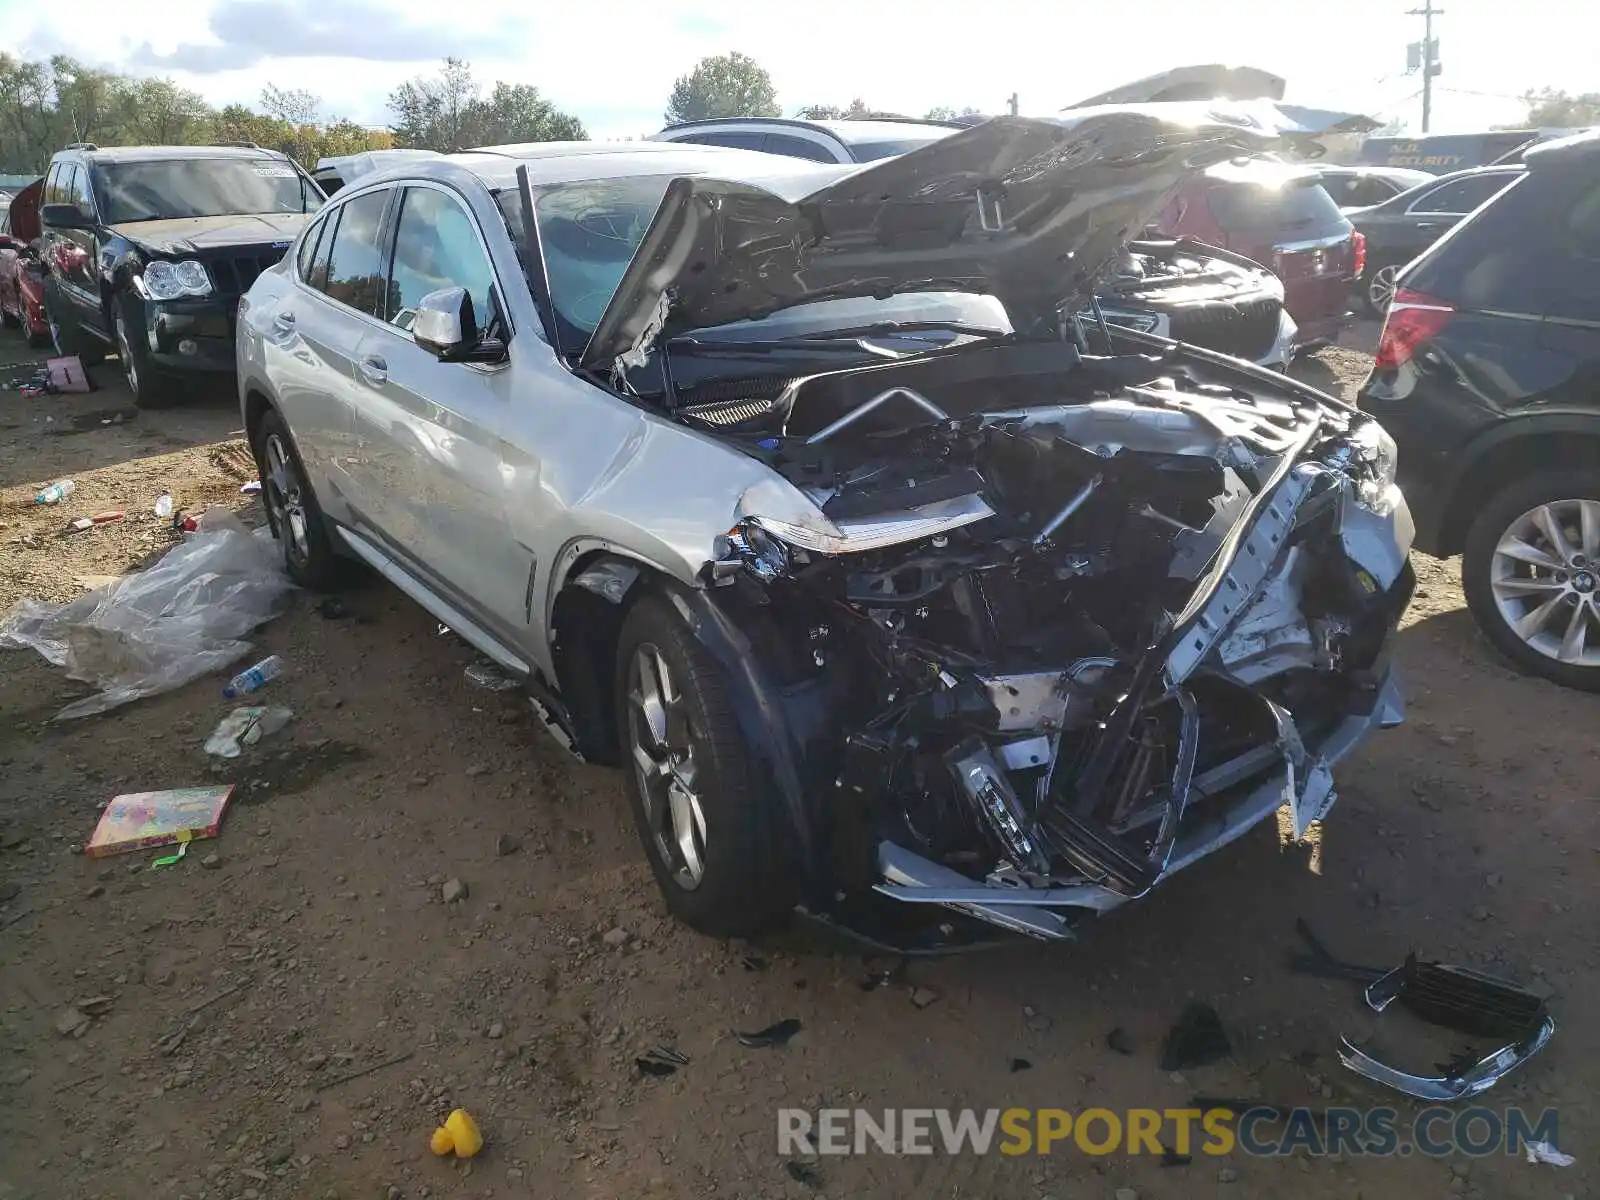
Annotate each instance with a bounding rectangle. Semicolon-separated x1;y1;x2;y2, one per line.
676;334;1413;942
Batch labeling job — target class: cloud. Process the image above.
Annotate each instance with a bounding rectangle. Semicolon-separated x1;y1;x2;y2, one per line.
129;0;523;73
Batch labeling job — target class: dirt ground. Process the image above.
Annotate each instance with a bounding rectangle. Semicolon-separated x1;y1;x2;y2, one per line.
0;326;1593;1200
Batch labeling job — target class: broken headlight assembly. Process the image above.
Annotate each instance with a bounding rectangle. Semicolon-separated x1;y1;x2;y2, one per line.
1345;419;1401;517
141;259;214;301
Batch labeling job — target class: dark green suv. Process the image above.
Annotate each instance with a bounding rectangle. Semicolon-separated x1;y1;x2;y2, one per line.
39;142;324;406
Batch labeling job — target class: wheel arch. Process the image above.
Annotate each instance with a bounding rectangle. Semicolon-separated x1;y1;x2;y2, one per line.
1436;416;1600;556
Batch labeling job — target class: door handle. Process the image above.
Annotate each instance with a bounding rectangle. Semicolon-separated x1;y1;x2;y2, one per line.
1415;222;1441;230
359;356;388;386
272;311;295;334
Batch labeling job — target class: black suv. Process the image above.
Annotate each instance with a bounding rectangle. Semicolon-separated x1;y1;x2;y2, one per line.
1358;130;1600;690
39;142;324;406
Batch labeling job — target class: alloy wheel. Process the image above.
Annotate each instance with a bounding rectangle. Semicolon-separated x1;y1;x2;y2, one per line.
115;311;139;395
626;643;708;890
1490;498;1600;667
262;433;311;568
1368;265;1400;314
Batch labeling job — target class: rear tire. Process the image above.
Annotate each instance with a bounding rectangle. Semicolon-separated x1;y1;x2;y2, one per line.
115;292;181;409
1362;262;1402;317
250;407;343;590
1463;470;1600;692
614;595;793;938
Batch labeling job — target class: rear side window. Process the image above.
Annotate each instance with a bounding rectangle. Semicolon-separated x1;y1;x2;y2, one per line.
693;131;768;150
1564;184;1600;258
1408;174;1515;215
1206;179;1346;234
70;165;95;213
321;190;389;316
296;214;328;281
43;164;64;206
763;134;838;163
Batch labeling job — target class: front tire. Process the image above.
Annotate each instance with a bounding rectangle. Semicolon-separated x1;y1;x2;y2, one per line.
250;407;342;590
115;293;181;408
1463;470;1600;691
614;595;793;938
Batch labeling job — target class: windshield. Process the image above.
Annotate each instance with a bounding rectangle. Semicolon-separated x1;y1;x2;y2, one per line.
498;176;1011;354
95;159;323;224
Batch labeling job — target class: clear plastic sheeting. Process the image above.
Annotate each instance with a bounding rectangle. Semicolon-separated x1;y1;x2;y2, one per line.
0;509;293;719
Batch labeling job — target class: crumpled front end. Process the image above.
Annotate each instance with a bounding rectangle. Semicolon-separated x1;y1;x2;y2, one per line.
696;339;1413;943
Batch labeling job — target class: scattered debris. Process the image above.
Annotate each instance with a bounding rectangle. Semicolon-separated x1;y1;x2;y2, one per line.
314;596;352;620
1524;1140;1574;1167
1106;1027;1135;1056
203;706;293;758
441;878;468;904
464;660;519;692
909;986;941;1010
1009;1058;1032;1073
66;510;125;533
314;1050;414;1092
55;1006;91;1038
1159;1003;1231;1071
430;1108;483;1159
741;955;767;972
33;478;75;505
154;493;174;519
0;511;293;719
240;480;262;494
601;927;629;947
222;654;284;699
200;852;221;870
494;833;521;857
85;786;235;859
46;356;91;392
1217;1165;1239;1183
735;1018;802;1048
784;1160;823;1188
635;1045;689;1077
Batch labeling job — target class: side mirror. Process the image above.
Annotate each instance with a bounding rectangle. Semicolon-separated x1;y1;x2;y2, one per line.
412;287;478;359
40;203;91;230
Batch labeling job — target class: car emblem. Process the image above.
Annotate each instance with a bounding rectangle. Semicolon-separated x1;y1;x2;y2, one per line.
272;241;290;249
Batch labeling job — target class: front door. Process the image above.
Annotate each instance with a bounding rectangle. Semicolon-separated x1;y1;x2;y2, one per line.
347;183;528;635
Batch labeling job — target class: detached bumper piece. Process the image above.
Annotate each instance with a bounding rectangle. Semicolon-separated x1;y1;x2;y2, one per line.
1293;921;1555;1101
1337;958;1556;1102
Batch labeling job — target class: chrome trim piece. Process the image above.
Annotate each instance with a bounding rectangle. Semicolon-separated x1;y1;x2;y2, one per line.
1337;1017;1555;1102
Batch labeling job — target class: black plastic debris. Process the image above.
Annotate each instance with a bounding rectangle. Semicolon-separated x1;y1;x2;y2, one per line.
315;596;353;620
741;955;767;972
1105;1027;1135;1056
735;1018;802;1048
635;1045;689;1077
1159;1148;1193;1167
1159;1002;1231;1071
784;1161;823;1188
1009;1057;1032;1073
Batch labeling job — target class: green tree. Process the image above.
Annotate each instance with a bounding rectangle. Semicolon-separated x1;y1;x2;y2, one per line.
464;82;586;145
1522;88;1600;127
664;52;779;124
387;57;478;151
116;77;213;145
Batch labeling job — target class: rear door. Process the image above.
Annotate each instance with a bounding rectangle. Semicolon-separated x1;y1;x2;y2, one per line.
284;186;396;523
349;182;524;627
1396;171;1520;258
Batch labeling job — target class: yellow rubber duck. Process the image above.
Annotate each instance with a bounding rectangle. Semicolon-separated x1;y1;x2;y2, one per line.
429;1109;483;1159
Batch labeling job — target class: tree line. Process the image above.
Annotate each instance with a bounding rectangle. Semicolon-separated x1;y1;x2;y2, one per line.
664;52;980;125
0;54;587;176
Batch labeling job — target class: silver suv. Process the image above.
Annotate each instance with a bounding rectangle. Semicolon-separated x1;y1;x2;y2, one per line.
237;112;1414;950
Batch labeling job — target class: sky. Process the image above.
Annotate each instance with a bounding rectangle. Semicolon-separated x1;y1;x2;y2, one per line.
2;0;1591;139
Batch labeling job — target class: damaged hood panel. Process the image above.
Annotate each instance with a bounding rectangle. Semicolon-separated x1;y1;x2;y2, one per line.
582;108;1274;372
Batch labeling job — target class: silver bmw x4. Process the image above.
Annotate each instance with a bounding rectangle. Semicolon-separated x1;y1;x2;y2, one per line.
237;108;1414;951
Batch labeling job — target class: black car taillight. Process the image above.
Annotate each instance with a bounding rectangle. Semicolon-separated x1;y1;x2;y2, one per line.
1374;287;1455;370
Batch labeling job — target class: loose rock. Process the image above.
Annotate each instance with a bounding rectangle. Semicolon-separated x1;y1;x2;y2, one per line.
494;833;521;857
602;927;629;947
909;987;940;1010
1218;1165;1239;1183
200;853;221;870
441;878;468;904
55;1007;91;1038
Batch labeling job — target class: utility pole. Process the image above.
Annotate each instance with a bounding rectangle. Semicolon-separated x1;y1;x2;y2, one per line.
1007;93;1019;117
1406;0;1443;132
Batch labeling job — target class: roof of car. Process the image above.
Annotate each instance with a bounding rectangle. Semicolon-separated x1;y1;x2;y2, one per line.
350;140;849;193
1524;127;1600;167
54;144;293;164
660;115;964;142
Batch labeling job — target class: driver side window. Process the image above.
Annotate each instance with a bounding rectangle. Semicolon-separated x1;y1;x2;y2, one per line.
386;186;496;333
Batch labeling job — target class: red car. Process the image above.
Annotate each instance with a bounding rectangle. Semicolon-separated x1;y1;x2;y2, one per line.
0;177;51;348
1151;159;1362;352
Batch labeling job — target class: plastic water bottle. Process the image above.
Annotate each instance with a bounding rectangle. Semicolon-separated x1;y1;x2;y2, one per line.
154;493;174;518
222;655;283;699
34;479;76;505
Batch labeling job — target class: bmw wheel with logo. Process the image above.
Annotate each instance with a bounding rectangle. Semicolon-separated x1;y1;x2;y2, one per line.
1463;470;1600;691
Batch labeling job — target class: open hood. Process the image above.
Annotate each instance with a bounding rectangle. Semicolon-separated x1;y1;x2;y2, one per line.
1066;65;1287;108
581;107;1273;373
4;177;43;243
